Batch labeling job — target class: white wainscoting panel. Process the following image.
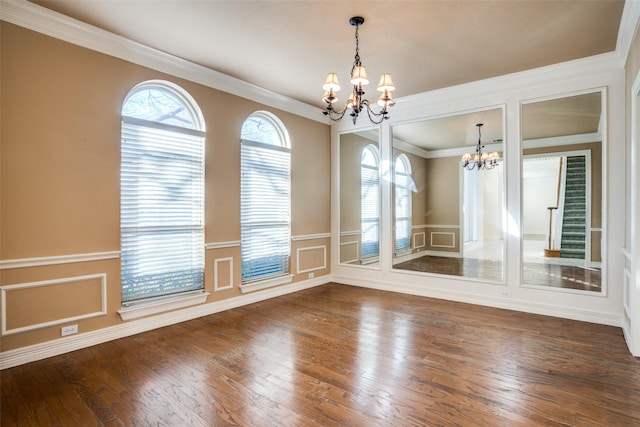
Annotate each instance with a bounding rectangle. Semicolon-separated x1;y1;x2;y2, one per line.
1;273;107;336
214;257;234;292
297;245;327;274
430;232;456;249
340;241;359;264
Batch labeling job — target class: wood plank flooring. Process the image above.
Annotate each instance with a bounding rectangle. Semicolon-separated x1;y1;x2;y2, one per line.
394;255;601;292
2;283;639;426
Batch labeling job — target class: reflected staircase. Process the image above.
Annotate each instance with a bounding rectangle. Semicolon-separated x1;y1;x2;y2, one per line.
560;156;586;259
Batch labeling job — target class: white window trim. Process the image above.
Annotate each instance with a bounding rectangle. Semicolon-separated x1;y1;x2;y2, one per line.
239;274;294;294
118;291;209;321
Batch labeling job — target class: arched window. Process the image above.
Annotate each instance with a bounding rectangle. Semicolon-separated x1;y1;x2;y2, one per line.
120;80;205;304
240;112;291;283
361;145;380;260
395;154;413;253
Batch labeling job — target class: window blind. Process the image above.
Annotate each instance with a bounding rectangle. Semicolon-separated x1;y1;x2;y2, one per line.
121;120;205;303
241;140;291;282
361;149;380;259
395;157;413;253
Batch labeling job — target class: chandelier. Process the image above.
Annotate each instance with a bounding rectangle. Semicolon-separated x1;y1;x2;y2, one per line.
461;123;500;171
321;16;396;125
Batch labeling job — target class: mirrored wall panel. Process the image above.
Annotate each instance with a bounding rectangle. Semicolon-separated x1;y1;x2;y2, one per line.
521;92;603;292
391;108;505;282
340;129;381;267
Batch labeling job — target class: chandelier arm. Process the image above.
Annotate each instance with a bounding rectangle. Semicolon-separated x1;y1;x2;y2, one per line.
361;101;387;124
325;107;348;122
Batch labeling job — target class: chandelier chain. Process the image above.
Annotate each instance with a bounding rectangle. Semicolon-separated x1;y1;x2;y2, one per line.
352;25;361;71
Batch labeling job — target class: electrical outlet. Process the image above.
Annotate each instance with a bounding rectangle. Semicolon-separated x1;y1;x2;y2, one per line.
308;272;315;279
500;291;511;298
61;324;78;336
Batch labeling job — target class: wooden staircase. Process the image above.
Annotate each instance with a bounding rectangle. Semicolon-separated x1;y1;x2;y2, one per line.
560;155;586;259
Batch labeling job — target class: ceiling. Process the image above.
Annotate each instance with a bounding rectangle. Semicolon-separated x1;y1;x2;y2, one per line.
392;91;602;152
30;0;625;108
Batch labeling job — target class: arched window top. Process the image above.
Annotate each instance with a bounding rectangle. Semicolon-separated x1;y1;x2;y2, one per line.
362;144;379;166
241;111;290;149
122;80;205;131
395;154;411;174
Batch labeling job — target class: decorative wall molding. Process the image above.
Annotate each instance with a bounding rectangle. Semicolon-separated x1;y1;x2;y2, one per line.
1;273;107;336
0;0;326;124
205;241;241;250
214;257;234;292
339;241;359;264
296;245;327;274
291;233;331;241
430;232;456;249
1;275;329;369
624;267;631;314
413;232;426;249
340;230;361;237
413;224;460;229
0;251;120;270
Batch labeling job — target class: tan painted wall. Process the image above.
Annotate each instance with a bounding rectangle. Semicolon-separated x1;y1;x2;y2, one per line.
0;23;331;352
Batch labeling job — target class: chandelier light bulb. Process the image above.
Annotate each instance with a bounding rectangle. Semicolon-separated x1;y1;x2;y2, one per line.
346;92;356;109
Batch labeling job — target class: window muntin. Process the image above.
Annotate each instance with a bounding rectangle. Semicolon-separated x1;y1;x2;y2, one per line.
361;145;380;259
120;81;205;304
395;154;413;253
122;81;204;130
240;112;291;283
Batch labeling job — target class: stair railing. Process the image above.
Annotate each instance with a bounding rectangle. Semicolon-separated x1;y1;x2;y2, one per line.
545;157;566;256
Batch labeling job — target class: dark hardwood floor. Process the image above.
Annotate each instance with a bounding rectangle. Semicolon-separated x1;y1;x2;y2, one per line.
2;283;638;426
395;255;601;292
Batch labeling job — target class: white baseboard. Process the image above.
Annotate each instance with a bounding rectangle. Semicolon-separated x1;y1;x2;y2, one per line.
331;275;622;328
0;276;329;370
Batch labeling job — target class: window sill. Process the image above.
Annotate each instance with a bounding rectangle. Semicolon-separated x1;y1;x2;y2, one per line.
240;274;294;294
118;292;210;321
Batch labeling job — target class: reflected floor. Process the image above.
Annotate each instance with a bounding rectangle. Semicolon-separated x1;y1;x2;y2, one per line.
394;255;503;282
394;254;601;292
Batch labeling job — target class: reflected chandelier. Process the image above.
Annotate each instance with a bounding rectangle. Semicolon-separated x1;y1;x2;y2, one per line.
321;16;396;125
461;123;500;171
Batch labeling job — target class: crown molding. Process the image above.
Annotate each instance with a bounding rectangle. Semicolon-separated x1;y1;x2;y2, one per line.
0;0;328;124
617;0;640;64
393;50;624;121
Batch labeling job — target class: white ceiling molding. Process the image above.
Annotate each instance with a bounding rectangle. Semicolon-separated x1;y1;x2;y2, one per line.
392;51;622;123
617;0;640;62
0;0;329;124
393;140;431;159
522;132;602;150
